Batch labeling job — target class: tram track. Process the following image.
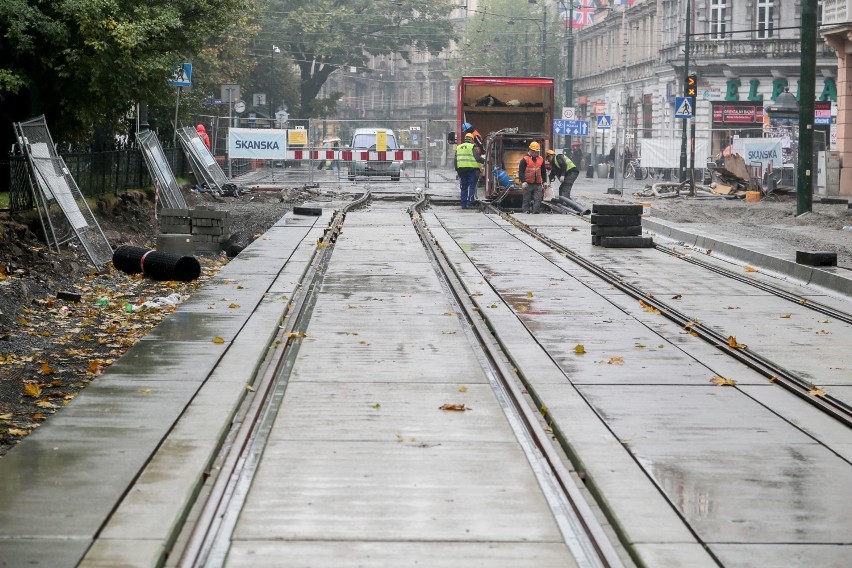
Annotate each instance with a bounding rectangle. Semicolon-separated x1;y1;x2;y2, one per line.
174;192;370;567
484;203;852;430
412;197;626;568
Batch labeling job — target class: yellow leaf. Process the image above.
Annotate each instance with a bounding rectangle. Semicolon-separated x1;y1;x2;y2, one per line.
517;305;528;313
817;329;831;335
439;403;470;411
635;343;646;349
212;336;225;344
800;299;808;305
458;386;468;393
809;388;827;397
540;404;548;414
638;300;660;314
710;376;737;386
372;403;381;409
359;340;369;345
0;413;12;420
607;356;624;365
820;319;830;324
658;344;665;348
727;335;747;349
23;383;42;397
780;314;791;319
444;311;454;316
228;303;240;309
36;400;57;409
7;429;28;436
139;388;153;394
744;266;757;272
526;291;534;298
768;376;778;382
574;344;586;354
40;361;56;375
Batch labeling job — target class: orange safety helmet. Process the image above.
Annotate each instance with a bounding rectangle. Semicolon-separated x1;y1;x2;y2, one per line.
529;141;541;151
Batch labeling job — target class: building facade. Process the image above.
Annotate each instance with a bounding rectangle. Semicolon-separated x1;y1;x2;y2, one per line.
572;0;837;172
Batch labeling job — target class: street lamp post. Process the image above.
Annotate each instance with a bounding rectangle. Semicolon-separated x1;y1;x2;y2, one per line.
270;45;280;125
527;0;548;77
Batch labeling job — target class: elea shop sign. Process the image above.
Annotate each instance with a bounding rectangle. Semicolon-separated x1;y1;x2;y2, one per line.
228;128;287;159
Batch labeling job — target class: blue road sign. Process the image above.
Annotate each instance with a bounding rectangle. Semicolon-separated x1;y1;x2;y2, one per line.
554;119;590;137
168;63;192;88
675;96;694;119
596;115;611;129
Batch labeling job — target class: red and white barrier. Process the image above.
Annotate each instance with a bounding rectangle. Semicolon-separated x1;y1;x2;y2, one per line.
284;149;421;161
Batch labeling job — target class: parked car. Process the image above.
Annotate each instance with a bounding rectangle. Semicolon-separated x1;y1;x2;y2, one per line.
347;128;402;181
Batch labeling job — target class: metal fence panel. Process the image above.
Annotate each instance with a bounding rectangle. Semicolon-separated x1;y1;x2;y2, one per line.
137;130;188;209
13;116;113;267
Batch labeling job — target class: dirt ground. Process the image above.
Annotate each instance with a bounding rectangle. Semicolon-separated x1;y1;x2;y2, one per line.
0;184;850;456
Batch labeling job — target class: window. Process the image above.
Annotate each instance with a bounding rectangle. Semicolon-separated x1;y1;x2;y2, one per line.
710;0;727;39
757;0;774;38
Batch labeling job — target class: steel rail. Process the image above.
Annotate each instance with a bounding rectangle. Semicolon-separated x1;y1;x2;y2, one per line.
175;192;370;567
413;197;625;568
486;204;852;429
654;242;852;325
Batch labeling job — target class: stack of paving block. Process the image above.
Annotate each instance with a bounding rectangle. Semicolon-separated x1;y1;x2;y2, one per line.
191;206;230;254
590;204;653;248
157;208;194;256
157;207;230;256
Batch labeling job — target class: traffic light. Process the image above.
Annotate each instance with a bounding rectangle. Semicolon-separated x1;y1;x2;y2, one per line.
685;73;698;100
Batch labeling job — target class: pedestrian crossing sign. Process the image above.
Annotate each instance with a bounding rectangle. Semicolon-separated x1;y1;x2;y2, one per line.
596;115;611;129
675;96;694;119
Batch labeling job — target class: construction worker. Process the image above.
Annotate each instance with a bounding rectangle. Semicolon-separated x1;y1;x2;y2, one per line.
455;132;485;209
545;149;589;214
461;122;484;154
518;141;548;214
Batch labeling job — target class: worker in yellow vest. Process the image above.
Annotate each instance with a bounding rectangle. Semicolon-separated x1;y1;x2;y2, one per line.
454;133;485;209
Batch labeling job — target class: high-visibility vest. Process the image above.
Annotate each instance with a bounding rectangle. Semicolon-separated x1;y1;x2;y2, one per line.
455;142;479;169
523;155;544;184
554;154;577;176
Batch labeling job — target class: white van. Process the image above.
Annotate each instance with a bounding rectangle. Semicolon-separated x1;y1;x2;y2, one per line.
347;128;402;181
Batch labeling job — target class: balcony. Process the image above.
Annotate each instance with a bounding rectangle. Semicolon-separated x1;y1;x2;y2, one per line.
659;38;834;66
822;0;850;27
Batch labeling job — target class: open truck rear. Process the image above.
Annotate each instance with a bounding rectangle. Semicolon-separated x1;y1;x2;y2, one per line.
454;77;555;202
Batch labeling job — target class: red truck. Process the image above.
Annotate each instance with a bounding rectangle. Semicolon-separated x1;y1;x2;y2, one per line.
452;76;555;202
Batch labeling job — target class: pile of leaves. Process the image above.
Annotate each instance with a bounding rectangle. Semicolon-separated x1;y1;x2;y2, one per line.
0;194;225;456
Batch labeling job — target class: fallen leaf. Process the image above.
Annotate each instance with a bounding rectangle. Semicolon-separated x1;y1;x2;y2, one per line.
458;386;468;393
635;343;646;349
0;413;12;420
574;344;586;355
7;429;28;436
726;305;740;310
212;336;225;344
671;294;682;300
809;388;827;397
817;329;831;335
372;403;381;409
228;303;240;309
607;356;624;365
439;403;471;411
526;291;534;298
139;388;153;394
727;335;747;349
23;383;42;397
780;314;791;319
710;376;737;386
36;400;57;409
40;361;56;375
443;311;454;316
744;266;758;273
570;227;579;232
820;319;830;324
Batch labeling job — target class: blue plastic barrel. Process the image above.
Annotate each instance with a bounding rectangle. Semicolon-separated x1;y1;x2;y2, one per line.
494;168;513;188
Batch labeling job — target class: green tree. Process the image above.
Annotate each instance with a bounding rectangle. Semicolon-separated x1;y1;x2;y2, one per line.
450;0;561;81
261;0;456;118
0;0;253;146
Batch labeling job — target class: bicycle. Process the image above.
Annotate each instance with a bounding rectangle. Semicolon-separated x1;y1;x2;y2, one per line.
623;159;647;180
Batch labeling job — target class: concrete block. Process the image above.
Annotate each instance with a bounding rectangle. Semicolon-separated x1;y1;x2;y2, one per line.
600;236;655;248
796;250;837;267
592;204;644;215
591;225;643;237
590;214;643;227
157;234;195;256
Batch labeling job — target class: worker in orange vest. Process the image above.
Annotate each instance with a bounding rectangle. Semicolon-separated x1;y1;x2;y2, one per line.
518;141;549;214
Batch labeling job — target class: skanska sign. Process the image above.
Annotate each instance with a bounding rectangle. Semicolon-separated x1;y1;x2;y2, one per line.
228;128;287;159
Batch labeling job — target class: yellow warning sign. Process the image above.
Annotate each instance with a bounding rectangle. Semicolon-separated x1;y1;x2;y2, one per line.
288;128;307;145
376;130;387;152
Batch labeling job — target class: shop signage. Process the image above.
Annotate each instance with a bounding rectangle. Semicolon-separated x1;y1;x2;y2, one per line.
712;104;764;124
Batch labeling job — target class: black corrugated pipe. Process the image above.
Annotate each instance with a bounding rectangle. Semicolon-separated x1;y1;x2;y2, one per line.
112;245;201;282
224;230;253;258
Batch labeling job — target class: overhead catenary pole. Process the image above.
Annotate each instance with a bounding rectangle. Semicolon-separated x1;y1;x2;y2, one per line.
542;3;548;77
172;87;182;147
797;0;817;215
679;0;691;182
565;0;575;149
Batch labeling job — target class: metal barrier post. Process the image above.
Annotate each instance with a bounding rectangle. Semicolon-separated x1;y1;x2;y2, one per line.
425;120;431;189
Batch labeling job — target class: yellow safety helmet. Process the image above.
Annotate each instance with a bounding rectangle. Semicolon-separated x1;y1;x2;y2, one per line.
464;133;474;141
529;141;541;151
546;149;555;156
